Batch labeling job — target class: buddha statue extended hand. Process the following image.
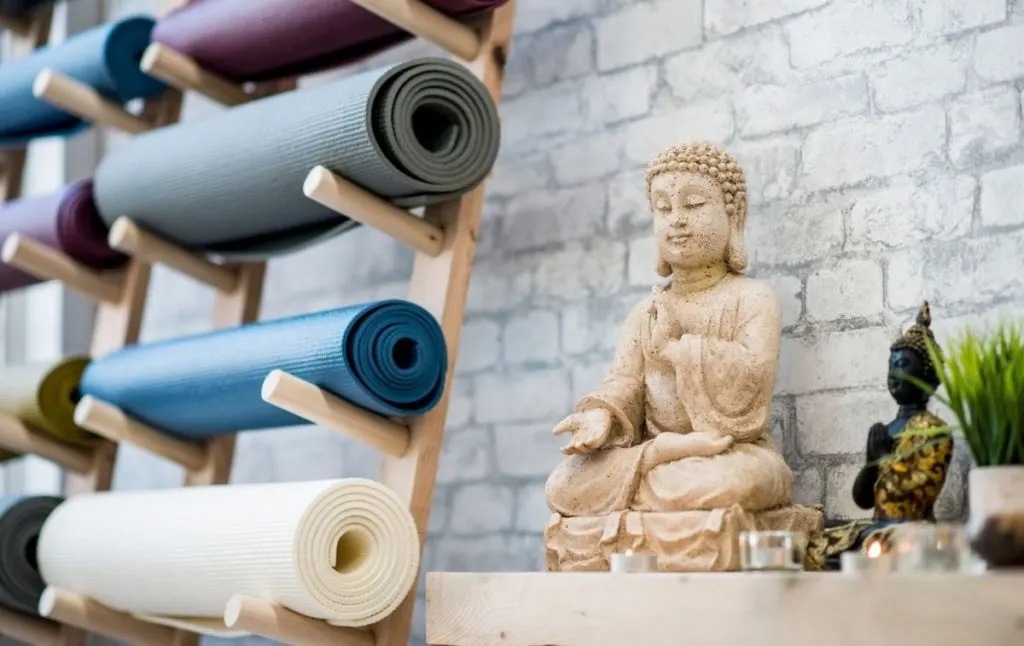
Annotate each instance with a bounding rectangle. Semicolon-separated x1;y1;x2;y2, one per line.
553;408;616;455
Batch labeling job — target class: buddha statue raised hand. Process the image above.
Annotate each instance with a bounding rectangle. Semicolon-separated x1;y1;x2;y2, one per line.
544;140;822;572
806;302;954;570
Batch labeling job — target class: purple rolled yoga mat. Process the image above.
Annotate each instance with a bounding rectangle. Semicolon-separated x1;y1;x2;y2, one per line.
0;180;126;291
151;0;508;82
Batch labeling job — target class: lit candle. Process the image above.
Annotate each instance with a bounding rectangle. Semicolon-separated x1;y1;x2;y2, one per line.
840;541;894;575
609;549;658;573
738;531;805;571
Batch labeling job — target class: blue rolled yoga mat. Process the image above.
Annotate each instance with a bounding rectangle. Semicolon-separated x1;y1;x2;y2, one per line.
79;300;447;438
0;15;166;146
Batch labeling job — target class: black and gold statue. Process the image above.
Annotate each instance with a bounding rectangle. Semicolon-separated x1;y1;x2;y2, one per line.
806;302;954;570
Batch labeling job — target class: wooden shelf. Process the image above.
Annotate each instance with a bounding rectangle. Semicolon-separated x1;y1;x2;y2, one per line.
425;571;1024;646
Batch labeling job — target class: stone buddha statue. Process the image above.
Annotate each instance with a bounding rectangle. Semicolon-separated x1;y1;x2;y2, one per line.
544;140;823;572
806;302;954;570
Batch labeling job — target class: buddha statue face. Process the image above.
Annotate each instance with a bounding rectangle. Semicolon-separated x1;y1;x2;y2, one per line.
649;172;731;271
887;302;940;406
887;347;931;405
646;141;749;277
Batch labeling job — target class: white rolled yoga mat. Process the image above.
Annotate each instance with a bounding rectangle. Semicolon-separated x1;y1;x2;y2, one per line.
35;478;419;634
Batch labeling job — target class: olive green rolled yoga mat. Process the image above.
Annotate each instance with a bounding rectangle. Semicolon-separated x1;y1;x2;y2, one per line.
0;357;91;446
92;56;501;259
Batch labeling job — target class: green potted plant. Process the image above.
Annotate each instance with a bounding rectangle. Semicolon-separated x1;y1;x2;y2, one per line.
922;319;1024;565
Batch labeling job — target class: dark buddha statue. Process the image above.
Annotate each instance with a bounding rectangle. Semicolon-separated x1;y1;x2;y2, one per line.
806;302;954;570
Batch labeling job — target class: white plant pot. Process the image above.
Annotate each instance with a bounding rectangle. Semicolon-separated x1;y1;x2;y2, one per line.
967;465;1024;531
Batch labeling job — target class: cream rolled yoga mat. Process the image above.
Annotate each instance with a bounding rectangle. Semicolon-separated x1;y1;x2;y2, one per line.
36;479;419;633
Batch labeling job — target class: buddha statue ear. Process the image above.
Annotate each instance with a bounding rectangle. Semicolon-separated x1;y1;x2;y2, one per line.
725;213;748;273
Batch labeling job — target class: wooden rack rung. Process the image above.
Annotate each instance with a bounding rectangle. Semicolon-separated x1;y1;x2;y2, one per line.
108;216;240;292
1;233;124;304
303;166;445;257
140;43;251;107
74;395;208;471
38;587;175;646
33;69;154;135
261;369;411;457
0;414;95;474
224;595;374;646
351;0;481;60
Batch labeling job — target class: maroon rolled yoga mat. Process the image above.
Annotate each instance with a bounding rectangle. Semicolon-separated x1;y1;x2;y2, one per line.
151;0;508;82
0;180;126;292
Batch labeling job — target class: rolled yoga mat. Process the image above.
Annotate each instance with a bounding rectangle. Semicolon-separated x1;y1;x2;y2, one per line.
36;479;419;631
0;180;127;293
0;495;62;616
152;0;508;82
79;300;447;438
0;357;92;446
0;16;166;146
92;56;500;259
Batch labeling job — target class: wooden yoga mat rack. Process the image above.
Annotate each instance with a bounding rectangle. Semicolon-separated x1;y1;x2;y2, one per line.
0;0;515;645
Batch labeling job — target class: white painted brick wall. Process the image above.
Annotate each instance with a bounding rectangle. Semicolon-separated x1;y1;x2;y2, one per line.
100;0;1024;641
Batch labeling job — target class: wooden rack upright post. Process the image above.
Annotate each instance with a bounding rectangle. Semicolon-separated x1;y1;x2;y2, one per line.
0;1;515;644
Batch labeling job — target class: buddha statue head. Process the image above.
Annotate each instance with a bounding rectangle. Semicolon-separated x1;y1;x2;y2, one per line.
888;301;941;406
645;140;749;279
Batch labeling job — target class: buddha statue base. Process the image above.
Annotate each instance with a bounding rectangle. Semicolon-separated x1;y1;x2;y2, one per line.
544;504;824;572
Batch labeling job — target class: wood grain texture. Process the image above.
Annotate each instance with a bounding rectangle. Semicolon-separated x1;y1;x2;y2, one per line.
426;571;1024;646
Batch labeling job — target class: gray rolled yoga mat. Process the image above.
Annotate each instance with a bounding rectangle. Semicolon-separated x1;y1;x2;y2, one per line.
92;57;500;259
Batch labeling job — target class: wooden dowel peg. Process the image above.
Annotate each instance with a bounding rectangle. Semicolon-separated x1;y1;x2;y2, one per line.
140;43;250;106
224;595;374;646
303;166;445;256
1;233;124;304
74;395;208;471
350;0;481;60
108;217;240;292
0;604;61;646
32;69;153;134
0;414;95;474
38;587;175;646
261;370;411;457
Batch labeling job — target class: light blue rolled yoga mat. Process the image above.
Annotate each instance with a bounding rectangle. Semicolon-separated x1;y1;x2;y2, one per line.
78;300;448;438
0;16;166;147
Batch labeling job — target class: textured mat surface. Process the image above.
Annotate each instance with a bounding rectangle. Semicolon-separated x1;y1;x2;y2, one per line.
0;495;62;615
0;180;126;292
0;357;91;446
0;16;166;146
79;300;447;438
152;0;507;81
93;56;499;259
37;479;418;630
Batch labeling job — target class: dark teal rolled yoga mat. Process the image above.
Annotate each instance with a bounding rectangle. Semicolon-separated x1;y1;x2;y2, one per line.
92;56;500;259
0;16;166;147
0;495;63;615
79;300;448;439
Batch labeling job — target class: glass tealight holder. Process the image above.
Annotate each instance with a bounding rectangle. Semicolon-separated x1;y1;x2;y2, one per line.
889;522;970;573
739;530;806;572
